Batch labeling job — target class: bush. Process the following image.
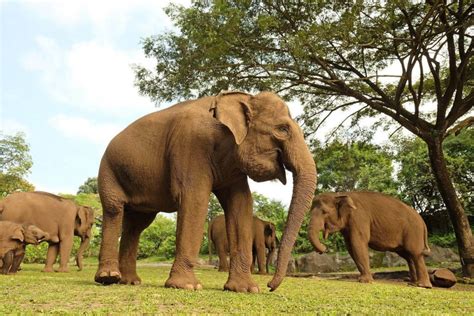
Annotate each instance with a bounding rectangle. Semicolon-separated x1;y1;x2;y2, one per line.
429;233;457;248
138;215;176;259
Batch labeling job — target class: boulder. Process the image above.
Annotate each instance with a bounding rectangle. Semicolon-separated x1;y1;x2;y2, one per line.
425;246;459;264
429;268;457;288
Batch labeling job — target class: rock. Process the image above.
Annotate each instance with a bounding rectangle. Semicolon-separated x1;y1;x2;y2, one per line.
296;252;338;273
425;246;459;264
286;258;297;274
430;268;457;288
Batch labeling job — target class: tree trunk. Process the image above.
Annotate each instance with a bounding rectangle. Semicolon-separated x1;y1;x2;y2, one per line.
427;137;474;277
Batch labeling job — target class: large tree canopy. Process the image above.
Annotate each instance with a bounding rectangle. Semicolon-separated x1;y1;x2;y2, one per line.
0;132;34;196
135;0;473;276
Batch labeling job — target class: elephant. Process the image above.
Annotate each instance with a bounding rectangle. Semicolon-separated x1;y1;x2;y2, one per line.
208;214;278;274
0;221;50;274
0;191;95;272
308;192;432;288
94;91;316;292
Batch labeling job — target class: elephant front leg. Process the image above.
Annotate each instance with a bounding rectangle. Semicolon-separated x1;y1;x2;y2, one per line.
255;245;267;274
95;201;124;285
1;251;14;274
11;247;26;273
165;192;210;290
348;235;373;283
43;243;59;272
57;236;73;272
216;182;259;293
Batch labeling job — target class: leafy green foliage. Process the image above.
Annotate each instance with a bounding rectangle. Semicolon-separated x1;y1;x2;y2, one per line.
0;132;34;196
395;129;473;216
77;177;98;194
314;137;398;195
138;215;176;259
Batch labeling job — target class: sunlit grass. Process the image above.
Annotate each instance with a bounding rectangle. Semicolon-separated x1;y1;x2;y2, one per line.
0;260;472;314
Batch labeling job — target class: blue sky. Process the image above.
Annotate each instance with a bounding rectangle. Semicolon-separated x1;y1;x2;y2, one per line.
1;0;300;205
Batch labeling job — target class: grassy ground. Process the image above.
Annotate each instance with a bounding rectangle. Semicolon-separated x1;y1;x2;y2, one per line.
0;260;473;315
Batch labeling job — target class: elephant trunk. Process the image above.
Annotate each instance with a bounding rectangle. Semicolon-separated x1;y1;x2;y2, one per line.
268;138;316;291
308;215;327;254
76;236;90;271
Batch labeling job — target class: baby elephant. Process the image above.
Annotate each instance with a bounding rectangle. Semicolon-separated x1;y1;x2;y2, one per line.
208;215;278;274
0;221;50;274
309;192;432;288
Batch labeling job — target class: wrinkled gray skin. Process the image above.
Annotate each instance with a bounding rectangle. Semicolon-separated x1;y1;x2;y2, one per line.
208;215;278;274
0;192;95;272
0;221;50;274
309;192;432;288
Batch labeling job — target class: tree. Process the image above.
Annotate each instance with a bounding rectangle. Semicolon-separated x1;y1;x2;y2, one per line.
314;137;398;195
77;177;98;194
0;132;34;196
396;128;473;232
135;1;474;276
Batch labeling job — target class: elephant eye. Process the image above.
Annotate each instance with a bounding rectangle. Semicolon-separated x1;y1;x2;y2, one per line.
275;125;290;138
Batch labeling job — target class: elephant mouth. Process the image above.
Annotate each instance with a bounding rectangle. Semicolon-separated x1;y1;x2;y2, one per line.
276;149;287;185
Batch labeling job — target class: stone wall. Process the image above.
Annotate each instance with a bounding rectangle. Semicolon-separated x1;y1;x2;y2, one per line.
287;246;459;274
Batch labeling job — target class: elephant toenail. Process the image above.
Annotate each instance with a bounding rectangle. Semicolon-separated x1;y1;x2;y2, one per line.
249;286;259;293
99;272;108;277
110;271;120;277
184;284;194;290
195;284;203;290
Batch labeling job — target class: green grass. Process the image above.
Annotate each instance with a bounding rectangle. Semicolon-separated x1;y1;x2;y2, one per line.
0;261;473;315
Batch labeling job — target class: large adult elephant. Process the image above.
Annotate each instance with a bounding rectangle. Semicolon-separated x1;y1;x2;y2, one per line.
0;191;95;272
308;192;432;288
208;214;278;274
95;91;316;292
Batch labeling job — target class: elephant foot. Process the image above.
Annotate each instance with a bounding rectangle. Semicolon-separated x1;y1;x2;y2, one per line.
224;275;259;293
217;267;229;272
165;272;202;290
120;273;142;285
358;274;374;283
95;261;121;285
42;267;54;273
56;267;69;273
415;281;432;289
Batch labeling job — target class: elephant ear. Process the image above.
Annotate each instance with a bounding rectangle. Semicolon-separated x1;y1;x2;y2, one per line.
11;226;25;242
76;206;88;227
210;91;253;145
335;195;357;213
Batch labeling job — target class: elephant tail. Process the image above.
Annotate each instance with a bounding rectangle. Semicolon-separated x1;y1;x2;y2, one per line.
208;221;213;264
422;223;431;256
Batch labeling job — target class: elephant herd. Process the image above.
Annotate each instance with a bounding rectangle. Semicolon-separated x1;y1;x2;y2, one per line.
0;91;435;292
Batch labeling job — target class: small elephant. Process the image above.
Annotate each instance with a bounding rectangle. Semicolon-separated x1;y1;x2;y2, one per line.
0;221;50;274
0;191;95;272
208;215;278;274
309;192;432;288
95;91;316;292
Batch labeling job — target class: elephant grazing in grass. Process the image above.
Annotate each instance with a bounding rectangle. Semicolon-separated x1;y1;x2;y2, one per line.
208;214;278;274
95;91;316;292
308;192;432;288
0;191;95;272
0;221;50;274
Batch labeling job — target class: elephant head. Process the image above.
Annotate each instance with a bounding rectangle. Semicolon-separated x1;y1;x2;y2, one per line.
264;222;278;273
22;225;50;245
212;91;317;290
74;206;95;270
308;194;356;254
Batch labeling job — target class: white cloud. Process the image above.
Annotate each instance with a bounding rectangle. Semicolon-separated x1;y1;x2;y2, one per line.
249;172;294;207
21;37;158;117
49;114;122;145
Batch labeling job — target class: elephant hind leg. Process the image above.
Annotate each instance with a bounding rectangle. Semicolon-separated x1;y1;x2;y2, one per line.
412;254;432;288
396;250;417;283
119;209;157;285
